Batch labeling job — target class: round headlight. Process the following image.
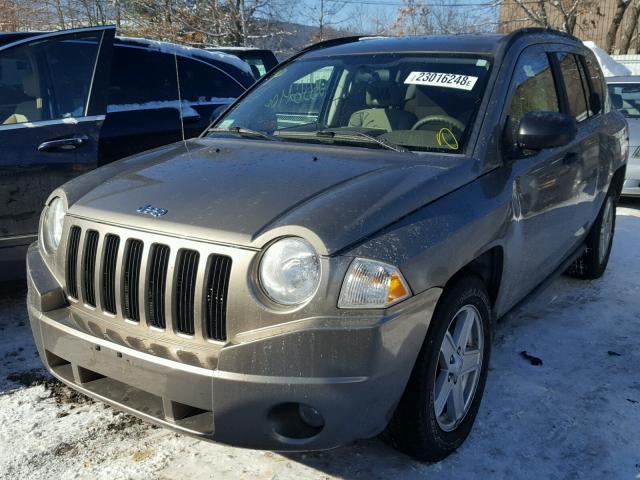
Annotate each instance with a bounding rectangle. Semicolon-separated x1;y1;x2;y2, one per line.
43;197;66;254
259;237;320;306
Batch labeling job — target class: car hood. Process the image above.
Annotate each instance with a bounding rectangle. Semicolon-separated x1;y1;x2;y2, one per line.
66;138;479;255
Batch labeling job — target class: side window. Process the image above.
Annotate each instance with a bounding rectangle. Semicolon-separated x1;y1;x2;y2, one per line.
178;57;244;103
557;52;589;122
584;55;604;115
507;51;559;138
108;46;179;109
0;32;101;125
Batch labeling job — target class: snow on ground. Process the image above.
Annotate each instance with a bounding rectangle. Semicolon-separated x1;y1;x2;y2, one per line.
1;202;640;480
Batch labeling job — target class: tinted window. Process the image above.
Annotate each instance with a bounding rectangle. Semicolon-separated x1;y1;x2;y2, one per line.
584;55;604;115
108;46;179;107
46;36;101;118
507;51;559;137
0;32;101;125
557;53;589;122
607;83;640;118
178;57;244;102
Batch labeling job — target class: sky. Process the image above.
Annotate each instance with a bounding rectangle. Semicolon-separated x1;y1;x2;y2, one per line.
292;0;499;34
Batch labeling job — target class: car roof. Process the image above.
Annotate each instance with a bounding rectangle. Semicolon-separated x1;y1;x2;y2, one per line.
299;28;582;60
606;75;640;83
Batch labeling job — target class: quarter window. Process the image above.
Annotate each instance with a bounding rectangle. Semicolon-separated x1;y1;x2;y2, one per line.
584;55;604;115
507;52;560;138
557;53;589;122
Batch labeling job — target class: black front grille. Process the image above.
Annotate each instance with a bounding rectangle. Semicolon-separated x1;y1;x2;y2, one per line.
64;225;231;343
147;244;170;329
205;255;232;341
66;226;81;299
175;249;200;335
82;230;99;307
123;239;143;321
101;234;120;315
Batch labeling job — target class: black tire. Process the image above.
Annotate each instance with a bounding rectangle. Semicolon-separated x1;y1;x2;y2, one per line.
386;275;492;462
567;191;616;280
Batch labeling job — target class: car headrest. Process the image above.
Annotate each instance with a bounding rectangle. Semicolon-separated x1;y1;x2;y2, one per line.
22;72;40;98
610;92;623;110
365;81;403;108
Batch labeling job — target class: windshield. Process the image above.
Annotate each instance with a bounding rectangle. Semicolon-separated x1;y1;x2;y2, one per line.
608;83;640;118
210;53;492;153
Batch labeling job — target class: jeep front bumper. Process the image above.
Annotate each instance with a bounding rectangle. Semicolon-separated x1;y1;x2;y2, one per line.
27;243;441;451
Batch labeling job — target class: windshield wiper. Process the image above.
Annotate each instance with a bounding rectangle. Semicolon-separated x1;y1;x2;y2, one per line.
209;126;278;141
275;129;411;153
317;130;411;153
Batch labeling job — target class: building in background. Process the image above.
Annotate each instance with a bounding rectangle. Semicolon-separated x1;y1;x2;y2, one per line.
498;0;640;54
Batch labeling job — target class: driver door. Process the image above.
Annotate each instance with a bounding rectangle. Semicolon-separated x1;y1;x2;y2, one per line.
0;27;114;246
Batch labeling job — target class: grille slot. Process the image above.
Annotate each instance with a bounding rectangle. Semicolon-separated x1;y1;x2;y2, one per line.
175;249;200;335
123;239;143;322
82;230;99;307
147;244;170;329
101;234;120;314
205;255;232;341
66;226;81;299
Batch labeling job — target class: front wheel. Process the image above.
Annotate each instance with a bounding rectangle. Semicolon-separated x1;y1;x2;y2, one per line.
387;276;492;462
567;192;616;280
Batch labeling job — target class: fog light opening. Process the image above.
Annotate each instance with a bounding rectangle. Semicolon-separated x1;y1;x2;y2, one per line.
268;402;325;441
298;403;324;428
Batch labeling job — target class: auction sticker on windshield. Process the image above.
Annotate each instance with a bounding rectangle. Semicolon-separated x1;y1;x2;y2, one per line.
404;72;478;91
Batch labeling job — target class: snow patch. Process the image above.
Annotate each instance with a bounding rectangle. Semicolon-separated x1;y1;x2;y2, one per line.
107;99;235;116
583;41;632;77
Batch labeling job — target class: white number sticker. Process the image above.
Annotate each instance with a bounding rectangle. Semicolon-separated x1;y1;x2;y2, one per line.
404;72;478;91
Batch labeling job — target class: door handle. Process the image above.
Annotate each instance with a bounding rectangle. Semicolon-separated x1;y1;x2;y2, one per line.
562;152;579;165
38;134;88;152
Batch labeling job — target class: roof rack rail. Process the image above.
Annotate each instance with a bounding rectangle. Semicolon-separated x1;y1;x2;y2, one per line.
504;27;580;45
297;36;364;56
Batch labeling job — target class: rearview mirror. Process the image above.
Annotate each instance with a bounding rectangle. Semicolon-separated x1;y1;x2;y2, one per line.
516;111;577;151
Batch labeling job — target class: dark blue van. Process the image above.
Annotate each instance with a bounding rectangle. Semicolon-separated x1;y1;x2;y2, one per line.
0;27;254;280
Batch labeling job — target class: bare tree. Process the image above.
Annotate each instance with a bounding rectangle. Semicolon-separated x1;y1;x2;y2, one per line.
303;0;346;42
619;0;640;52
605;0;631;52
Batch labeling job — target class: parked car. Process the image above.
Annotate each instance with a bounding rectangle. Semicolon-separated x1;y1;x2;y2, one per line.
207;47;279;79
0;27;254;281
27;29;626;462
607;76;640;196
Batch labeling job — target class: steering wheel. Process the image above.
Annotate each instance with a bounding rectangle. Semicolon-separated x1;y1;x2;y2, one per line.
411;114;465;132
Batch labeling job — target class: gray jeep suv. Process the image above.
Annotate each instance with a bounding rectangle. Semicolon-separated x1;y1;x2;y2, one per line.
27;29;627;461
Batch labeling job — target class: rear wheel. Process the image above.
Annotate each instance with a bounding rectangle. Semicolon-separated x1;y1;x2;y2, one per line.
387;276;492;462
567;191;616;280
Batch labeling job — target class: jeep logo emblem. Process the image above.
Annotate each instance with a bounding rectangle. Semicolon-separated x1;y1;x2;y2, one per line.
137;204;168;217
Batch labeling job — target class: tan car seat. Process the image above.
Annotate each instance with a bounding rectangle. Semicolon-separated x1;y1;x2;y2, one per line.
348;81;416;132
3;72;43;125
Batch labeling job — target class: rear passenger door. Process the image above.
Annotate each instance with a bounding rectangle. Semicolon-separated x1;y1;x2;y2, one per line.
0;27;113;241
99;43;183;164
553;50;600;219
177;56;246;138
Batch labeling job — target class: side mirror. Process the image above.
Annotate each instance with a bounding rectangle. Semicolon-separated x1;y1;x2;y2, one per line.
516;111;577;151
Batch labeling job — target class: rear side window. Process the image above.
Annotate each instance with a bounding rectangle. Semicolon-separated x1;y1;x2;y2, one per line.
584;55;604;115
0;31;101;125
557;53;589;122
178;57;244;103
108;46;179;108
507;51;559;137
